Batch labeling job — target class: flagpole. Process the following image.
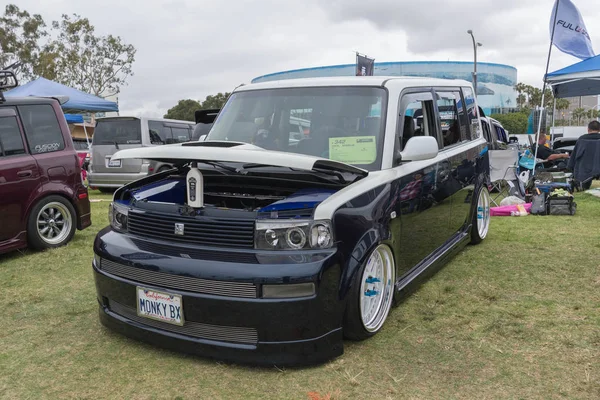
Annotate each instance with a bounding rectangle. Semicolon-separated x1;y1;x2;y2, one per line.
533;0;561;176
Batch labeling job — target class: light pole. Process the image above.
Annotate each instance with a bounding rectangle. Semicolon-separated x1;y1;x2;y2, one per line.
467;30;482;96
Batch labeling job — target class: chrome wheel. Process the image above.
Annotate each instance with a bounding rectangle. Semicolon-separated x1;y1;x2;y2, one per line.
476;187;490;239
36;202;73;245
360;245;395;332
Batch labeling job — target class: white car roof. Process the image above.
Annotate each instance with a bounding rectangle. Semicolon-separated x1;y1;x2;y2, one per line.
235;76;473;91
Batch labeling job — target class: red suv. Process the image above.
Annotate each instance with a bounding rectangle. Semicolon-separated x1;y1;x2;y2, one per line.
0;78;91;255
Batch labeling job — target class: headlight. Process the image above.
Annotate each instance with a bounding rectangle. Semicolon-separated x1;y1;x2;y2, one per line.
255;220;333;250
109;202;129;232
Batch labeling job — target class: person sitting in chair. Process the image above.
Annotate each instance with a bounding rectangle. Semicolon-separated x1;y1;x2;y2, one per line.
534;129;569;168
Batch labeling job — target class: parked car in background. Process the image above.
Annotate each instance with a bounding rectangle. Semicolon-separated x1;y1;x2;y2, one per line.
93;76;490;366
479;112;509;150
0;70;91;255
72;138;91;180
552;137;578;155
88;117;194;191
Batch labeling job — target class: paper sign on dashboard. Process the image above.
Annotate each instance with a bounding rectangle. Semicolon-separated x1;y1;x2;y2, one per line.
329;136;376;164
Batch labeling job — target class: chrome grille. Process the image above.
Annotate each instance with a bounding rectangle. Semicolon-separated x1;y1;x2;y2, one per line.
100;258;258;298
109;300;258;344
127;211;255;248
130;238;258;264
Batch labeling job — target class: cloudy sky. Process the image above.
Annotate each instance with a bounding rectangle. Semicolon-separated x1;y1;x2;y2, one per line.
13;0;600;116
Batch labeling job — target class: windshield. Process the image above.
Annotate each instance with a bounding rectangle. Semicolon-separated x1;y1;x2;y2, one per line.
93;119;142;145
206;87;386;171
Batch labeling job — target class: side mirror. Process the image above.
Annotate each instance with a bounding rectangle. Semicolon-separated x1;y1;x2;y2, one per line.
399;136;438;162
198;134;207;142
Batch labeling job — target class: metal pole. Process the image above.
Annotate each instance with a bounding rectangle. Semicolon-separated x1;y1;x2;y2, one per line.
468;30;478;95
532;0;561;176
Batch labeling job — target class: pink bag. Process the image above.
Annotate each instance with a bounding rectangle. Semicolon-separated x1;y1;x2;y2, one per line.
490;203;532;216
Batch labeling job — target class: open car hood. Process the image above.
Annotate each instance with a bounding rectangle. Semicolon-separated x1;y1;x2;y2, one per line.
110;141;368;176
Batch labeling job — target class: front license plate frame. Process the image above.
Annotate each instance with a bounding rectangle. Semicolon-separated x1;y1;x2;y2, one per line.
136;286;184;326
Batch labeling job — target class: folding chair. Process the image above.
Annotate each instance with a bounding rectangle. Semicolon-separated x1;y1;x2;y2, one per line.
489;149;520;206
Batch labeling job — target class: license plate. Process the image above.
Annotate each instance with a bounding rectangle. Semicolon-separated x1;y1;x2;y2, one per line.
106;157;121;168
136;287;184;326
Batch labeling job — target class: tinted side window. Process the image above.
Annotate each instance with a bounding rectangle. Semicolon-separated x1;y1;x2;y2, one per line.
435;91;469;148
18;105;65;154
397;91;437;152
148;120;168;144
171;126;191;143
462;87;481;139
0;116;26;157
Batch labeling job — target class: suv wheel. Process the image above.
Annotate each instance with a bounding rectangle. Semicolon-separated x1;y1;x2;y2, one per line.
27;196;77;250
343;244;396;340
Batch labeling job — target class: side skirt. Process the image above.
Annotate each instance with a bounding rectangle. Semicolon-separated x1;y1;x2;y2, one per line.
393;227;471;303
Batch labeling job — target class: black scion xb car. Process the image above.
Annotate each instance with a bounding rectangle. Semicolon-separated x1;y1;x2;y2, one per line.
93;77;491;366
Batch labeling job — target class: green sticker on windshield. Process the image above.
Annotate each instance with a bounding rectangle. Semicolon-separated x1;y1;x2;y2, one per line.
329;136;377;164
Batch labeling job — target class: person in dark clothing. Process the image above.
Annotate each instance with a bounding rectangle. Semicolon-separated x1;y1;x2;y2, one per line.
534;129;570;168
567;121;600;189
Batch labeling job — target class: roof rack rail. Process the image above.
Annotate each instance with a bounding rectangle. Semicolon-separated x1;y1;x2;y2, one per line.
0;70;18;103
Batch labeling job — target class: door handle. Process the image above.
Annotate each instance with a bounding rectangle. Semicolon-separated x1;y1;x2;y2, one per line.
17;170;33;178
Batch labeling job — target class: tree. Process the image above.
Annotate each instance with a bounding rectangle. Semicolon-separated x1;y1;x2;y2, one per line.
572;108;586;125
0;6;136;97
164;99;202;121
200;92;230;109
39;14;136;97
0;4;46;81
490;112;529;135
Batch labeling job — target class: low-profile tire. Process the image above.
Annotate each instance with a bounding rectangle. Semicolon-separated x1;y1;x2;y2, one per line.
27;196;77;250
98;187;114;194
343;244;396;341
471;185;490;245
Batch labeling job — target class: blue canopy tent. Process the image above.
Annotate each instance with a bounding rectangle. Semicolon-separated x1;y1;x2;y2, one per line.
5;77;118;145
546;54;600;98
64;114;84;124
4;77;118;112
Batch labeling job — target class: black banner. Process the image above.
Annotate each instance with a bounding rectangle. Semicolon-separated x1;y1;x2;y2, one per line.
356;54;375;76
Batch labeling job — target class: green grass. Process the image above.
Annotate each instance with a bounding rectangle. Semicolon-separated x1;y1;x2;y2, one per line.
1;187;599;399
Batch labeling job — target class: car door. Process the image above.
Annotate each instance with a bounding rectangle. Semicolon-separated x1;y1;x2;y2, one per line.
391;90;451;278
0;108;40;243
434;87;480;236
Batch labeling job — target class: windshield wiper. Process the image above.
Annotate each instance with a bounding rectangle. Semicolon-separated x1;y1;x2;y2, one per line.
240;163;350;184
114;141;120;150
198;161;237;173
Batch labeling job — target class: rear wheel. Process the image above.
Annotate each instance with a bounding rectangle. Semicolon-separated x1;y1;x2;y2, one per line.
471;186;490;244
98;187;114;194
27;196;76;250
343;244;396;340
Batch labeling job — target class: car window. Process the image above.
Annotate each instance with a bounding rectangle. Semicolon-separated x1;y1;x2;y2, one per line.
0;115;26;157
72;140;89;151
208;87;386;170
148;121;192;144
435;91;469;148
18;105;66;154
462;87;481;139
93;118;142;145
398;91;437;152
171;126;191;143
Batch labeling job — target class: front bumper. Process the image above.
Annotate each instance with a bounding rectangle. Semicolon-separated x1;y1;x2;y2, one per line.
93;228;345;366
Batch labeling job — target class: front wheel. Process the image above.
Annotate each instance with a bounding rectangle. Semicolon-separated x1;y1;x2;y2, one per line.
343;244;396;341
471;186;490;244
27;196;77;250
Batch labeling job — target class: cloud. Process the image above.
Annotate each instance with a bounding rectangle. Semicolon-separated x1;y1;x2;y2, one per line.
11;0;600;116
